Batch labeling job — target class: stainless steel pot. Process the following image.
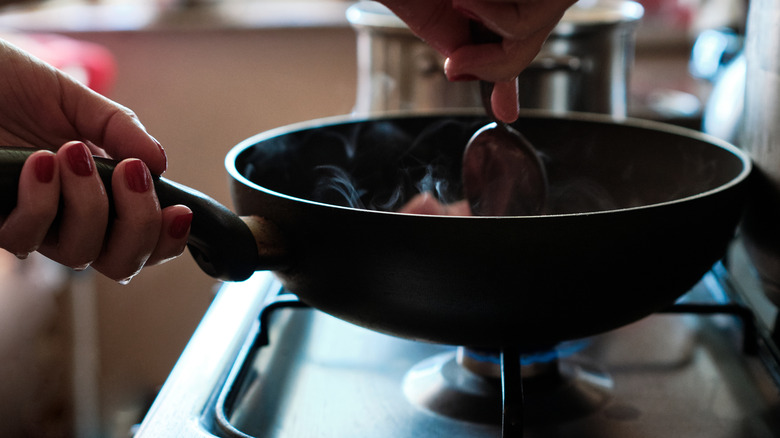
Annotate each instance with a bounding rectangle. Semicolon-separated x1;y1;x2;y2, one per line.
347;0;643;117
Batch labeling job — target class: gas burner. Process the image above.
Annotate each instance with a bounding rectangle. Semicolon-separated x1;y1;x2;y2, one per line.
137;268;780;438
403;347;612;426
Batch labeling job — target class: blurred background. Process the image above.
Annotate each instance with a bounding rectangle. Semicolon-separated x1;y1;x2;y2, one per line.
0;0;747;436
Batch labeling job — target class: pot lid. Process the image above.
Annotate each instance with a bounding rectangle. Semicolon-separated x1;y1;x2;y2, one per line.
555;0;644;35
347;0;644;35
346;1;408;34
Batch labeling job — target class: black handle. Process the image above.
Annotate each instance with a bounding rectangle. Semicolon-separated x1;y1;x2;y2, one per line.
0;147;260;282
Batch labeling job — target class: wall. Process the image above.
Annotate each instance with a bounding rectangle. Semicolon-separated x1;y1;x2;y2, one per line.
81;26;357;436
0;15;358;435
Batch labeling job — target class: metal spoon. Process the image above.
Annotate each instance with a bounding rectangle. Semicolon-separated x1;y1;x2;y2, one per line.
462;81;548;216
461;23;548;216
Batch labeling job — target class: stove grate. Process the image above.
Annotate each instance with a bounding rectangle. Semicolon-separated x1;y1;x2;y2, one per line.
211;268;778;438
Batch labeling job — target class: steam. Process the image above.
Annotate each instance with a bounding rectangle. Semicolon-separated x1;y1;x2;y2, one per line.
242;118;478;212
240;116;733;216
416;164;455;200
312;165;366;208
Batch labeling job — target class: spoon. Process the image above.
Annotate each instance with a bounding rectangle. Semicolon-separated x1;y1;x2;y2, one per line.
461;24;548;216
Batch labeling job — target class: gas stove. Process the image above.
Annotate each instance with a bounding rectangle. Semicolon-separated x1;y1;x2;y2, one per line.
135;239;780;437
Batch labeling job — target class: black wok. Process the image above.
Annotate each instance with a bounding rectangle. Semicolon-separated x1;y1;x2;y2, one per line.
0;112;751;349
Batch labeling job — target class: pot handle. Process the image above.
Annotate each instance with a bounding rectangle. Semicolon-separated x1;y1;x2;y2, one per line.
0;147;265;282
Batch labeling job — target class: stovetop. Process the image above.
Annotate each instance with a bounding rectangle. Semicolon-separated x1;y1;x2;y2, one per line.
135;240;780;437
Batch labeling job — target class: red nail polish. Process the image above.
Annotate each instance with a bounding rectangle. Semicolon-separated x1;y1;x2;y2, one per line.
169;212;193;239
124;160;151;193
35;154;55;183
66;143;94;177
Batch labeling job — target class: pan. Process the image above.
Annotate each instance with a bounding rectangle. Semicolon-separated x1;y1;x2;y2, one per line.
0;111;751;349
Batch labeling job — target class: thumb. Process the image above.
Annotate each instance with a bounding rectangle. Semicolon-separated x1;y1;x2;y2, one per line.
65;81;167;175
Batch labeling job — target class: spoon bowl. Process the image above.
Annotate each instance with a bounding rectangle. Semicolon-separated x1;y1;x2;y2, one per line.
462;81;549;216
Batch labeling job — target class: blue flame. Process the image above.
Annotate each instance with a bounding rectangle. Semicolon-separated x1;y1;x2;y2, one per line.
463;340;590;366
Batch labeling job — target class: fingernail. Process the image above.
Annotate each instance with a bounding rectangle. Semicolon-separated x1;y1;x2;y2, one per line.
15;252;30;260
169;212;193;239
35;154;55;183
66;142;94;177
73;262;91;271
118;275;135;285
153;136;168;173
124;160;151;193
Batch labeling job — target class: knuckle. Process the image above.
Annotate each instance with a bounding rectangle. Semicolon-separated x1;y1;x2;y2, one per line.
25;202;59;225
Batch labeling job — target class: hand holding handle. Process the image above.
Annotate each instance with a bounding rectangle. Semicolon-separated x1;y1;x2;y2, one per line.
0;147;266;281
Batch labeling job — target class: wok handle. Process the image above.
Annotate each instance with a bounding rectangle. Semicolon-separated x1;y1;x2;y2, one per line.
0;147;267;282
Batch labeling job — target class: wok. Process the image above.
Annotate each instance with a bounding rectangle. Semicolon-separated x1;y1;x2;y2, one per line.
0;112;751;349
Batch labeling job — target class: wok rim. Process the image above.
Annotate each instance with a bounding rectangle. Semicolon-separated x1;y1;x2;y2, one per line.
225;109;752;219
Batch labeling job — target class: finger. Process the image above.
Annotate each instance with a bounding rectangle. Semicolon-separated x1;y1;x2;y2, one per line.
378;0;471;55
90;158;162;282
53;72;167;174
0;42;167;175
71;94;168;175
491;79;520;123
39;141;109;269
145;204;192;267
0;150;60;258
453;0;574;40
445;21;556;82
